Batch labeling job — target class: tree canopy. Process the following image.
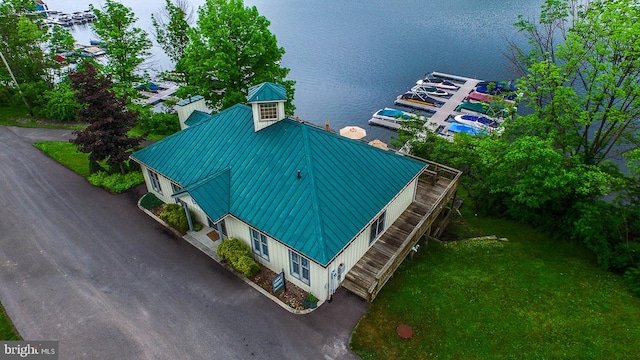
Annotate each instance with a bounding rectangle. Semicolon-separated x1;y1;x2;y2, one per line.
179;0;295;112
69;62;141;174
90;0;152;97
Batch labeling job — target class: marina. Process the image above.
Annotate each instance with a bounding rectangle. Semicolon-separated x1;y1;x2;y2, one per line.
366;71;515;139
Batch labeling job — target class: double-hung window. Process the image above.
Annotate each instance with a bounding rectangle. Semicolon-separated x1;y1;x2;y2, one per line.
289;250;310;285
369;210;386;244
251;228;269;261
148;169;163;194
259;103;278;121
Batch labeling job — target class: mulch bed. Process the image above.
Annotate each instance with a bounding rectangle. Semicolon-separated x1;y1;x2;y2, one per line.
249;264;309;310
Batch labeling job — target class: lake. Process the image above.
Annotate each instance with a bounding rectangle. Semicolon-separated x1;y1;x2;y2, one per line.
45;0;546;142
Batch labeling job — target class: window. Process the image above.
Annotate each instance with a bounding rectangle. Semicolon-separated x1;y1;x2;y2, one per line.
171;183;182;194
259;103;278;121
369;211;386;244
251;228;269;261
289;250;310;285
148;169;163;194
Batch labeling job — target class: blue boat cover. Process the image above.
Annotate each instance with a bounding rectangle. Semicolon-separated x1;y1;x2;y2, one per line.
449;123;483;135
379;109;410;119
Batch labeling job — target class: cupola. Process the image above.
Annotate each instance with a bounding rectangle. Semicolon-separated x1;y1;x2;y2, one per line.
246;82;287;132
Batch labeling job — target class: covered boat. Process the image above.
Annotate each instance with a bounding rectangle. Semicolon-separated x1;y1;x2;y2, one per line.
454;114;498;129
411;84;449;97
399;91;443;107
371;107;425;123
448;123;484;135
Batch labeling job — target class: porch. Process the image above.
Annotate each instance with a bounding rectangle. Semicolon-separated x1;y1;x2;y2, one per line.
341;161;462;302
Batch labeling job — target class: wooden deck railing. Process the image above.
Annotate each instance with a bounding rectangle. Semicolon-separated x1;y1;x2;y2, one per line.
365;167;462;301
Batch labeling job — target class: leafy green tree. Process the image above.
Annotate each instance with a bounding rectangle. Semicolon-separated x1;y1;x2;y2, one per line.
509;0;640;167
42;78;80;122
90;0;152;97
179;0;295;112
69;62;141;174
152;0;193;69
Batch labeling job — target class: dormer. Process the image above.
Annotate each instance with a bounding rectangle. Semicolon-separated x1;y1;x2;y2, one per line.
246;82;287;132
176;95;207;130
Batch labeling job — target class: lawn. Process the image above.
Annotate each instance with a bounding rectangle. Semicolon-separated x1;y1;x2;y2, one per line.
33;141;92;177
0;106;83;130
351;213;640;359
0;302;20;340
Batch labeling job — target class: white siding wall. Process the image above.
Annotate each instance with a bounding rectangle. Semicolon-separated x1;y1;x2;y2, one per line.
251;101;286;132
140;165;210;226
177;98;207;130
321;177;419;299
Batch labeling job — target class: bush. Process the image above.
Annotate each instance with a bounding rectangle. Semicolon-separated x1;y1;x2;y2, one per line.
140;192;164;210
216;238;260;276
160;203;190;233
235;255;260;277
624;268;640;297
42;79;81;122
88;171;144;193
302;292;319;309
216;237;252;263
136;106;180;135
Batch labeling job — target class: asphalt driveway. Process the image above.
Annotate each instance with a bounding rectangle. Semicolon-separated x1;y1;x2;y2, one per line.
0;126;368;359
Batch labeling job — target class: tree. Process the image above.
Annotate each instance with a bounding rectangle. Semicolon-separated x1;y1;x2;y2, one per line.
90;0;152;97
69;62;141;174
179;0;295;113
152;0;193;68
508;0;640;167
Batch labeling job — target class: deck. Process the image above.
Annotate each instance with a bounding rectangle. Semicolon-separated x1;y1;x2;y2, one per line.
341;161;462;301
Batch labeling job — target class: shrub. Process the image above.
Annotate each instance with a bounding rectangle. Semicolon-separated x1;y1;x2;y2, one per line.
624;268;640;297
216;238;259;276
160;203;190;233
88;171;144;193
140;193;164;210
136;106;180;135
235;255;260;277
216;237;252;263
302;292;319;309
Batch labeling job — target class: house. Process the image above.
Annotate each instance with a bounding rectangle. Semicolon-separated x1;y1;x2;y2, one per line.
131;82;461;303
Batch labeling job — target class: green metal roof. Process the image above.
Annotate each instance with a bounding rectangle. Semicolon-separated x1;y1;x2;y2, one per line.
131;104;427;266
184;110;211;127
247;82;287;102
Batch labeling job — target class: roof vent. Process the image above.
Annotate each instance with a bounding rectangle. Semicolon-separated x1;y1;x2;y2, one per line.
297;170;301;179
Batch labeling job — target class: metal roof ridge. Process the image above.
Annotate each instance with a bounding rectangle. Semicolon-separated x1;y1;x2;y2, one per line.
175;167;231;194
299;123;332;265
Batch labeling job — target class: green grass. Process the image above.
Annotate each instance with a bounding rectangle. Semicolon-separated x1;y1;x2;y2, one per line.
33;141;92;177
0;106;84;130
351;211;640;359
0;302;20;340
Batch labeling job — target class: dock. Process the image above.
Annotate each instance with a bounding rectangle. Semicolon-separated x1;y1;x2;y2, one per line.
383;71;483;135
136;82;179;105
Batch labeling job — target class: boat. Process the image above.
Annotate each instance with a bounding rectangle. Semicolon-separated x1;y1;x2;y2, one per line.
475;81;517;95
454;114;498;129
371;108;425;123
84;10;96;21
57;13;72;26
89;39;102;46
465;90;516;104
416;74;459;90
398;91;442;107
410;84;449;97
455;101;492;115
447;123;485;136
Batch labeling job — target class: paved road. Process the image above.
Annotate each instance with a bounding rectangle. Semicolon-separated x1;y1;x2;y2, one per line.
0;126;368;359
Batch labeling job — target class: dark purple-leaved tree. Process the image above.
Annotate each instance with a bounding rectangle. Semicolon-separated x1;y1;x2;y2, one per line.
69;62;141;174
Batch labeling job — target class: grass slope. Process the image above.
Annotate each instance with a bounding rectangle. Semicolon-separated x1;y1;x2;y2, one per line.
33;141;91;177
0;302;20;340
351;216;640;359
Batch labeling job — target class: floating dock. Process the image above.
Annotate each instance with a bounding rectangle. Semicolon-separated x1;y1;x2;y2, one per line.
137;82;179;105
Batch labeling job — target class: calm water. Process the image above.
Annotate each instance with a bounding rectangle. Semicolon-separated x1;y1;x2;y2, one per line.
46;0;545;142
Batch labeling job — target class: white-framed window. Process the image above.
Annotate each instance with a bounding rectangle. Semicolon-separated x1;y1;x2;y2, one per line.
171;183;182;194
259;103;278;121
148;169;163;194
289;250;310;285
251;228;269;261
369;210;386;244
